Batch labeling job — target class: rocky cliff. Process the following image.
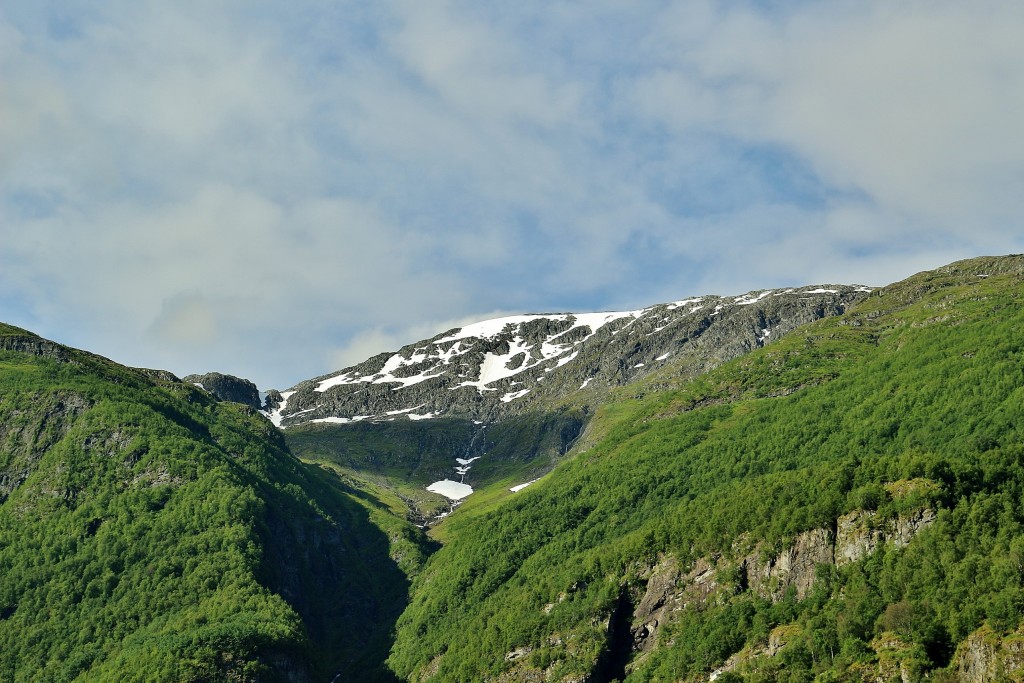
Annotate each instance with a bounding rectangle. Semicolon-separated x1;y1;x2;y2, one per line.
183;371;262;410
628;507;938;667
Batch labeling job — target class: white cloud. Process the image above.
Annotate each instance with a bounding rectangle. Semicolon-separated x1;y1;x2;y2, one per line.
2;0;1023;388
634;0;1024;235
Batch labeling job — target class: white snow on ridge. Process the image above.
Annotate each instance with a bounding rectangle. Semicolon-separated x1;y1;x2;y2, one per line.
734;290;774;305
309;416;354;425
427;479;474;500
386;404;427;415
665;297;703;310
311;305;702;399
265;391;296;428
293;287;871;425
569;310;642;338
314;351;442;392
501;389;531;403
434;315;568;344
510;478;541;493
554;350;579;368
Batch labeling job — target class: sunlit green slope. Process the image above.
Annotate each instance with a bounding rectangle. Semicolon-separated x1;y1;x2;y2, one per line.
386;255;1024;682
0;325;429;682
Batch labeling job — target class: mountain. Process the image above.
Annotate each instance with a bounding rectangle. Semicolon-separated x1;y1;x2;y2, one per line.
6;255;1024;683
381;255;1024;682
268;285;870;429
183;372;262;410
0;325;430;681
274;286;871;523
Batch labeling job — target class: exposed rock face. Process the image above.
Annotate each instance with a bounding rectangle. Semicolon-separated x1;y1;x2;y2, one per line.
745;527;835;602
627;507;937;669
0;391;92;503
836;508;938;566
955;626;1024;683
632;556;726;655
0;333;73;362
271;286;870;428
183;372;261;410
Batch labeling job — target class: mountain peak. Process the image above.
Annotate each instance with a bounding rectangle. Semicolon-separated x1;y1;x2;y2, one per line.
269;284;871;428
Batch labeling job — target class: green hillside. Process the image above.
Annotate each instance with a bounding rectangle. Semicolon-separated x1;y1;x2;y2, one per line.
385;255;1024;682
5;255;1024;682
0;326;430;681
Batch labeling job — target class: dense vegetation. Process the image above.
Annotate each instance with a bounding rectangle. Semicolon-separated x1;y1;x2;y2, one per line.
385;256;1024;681
286;409;586;520
5;255;1024;682
0;326;430;681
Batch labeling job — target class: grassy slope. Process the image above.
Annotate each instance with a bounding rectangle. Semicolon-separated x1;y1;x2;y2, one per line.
385;256;1024;681
0;328;430;682
285;409;587;525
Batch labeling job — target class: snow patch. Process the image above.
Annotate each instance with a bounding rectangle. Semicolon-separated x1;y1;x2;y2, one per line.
734;290;774;305
264;391;295;428
665;297;703;310
554;350;579;368
510;478;540;493
434;315;568;344
309;416;353;425
386;404;427;415
309;415;372;425
501;389;531;403
656;353;670;361
427;479;474;500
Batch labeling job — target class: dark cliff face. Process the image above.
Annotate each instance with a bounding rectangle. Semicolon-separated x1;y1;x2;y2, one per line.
184;371;262;410
270;285;871;428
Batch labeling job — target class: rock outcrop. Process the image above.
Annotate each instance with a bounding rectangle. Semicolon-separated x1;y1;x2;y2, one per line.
183;371;262;410
745;527;835;602
627;507;937;670
954;626;1024;683
835;508;938;566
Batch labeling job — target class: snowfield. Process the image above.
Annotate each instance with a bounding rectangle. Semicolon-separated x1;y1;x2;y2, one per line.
427;480;474;500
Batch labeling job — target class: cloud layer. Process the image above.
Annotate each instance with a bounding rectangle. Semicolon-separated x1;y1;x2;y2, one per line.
3;0;1023;387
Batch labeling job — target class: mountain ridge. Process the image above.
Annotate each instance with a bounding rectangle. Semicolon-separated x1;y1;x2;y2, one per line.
268;284;871;430
384;254;1024;682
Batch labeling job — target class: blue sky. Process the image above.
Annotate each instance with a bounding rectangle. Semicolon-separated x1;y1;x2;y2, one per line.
2;0;1023;389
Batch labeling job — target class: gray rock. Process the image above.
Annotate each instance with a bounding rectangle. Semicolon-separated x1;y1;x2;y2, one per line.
183;372;261;410
273;285;871;428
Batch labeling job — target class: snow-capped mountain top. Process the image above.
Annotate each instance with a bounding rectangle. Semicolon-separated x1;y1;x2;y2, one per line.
266;285;871;428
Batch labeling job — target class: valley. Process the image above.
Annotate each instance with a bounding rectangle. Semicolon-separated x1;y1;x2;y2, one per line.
3;255;1024;681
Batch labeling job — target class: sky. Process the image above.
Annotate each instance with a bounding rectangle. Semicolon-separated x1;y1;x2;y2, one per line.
3;1;1023;389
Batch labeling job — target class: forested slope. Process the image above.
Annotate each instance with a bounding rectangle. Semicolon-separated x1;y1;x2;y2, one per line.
0;325;430;682
386;255;1024;682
